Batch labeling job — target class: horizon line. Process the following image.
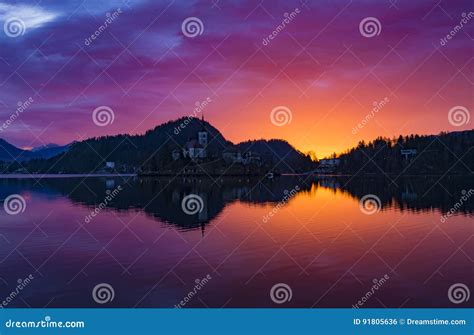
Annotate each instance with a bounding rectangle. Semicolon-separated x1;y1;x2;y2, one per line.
1;116;472;159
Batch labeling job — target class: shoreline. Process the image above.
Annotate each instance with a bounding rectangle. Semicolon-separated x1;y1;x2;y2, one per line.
0;173;472;179
0;173;137;179
138;172;278;177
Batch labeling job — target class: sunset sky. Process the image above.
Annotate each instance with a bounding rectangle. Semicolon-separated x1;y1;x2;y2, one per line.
0;0;472;158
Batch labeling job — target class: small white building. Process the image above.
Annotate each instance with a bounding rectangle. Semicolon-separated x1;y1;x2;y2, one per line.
105;162;115;169
319;158;340;167
222;149;261;165
183;139;206;160
400;149;417;160
222;148;243;164
172;149;181;161
175;116;209;161
242;151;261;165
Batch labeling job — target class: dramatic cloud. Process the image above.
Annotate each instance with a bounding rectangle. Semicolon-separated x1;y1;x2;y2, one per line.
0;0;472;156
0;2;58;31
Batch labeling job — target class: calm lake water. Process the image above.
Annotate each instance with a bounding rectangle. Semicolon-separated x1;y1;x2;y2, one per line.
0;175;472;308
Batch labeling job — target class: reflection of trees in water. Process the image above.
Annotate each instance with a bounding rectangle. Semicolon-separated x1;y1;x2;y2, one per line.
1;175;472;233
0;177;308;232
313;176;474;215
128;177;310;231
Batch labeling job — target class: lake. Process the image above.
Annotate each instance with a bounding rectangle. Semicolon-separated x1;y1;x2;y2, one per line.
0;175;472;308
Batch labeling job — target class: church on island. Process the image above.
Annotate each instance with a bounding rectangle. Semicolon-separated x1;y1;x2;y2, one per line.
172;116;208;162
171;116;261;166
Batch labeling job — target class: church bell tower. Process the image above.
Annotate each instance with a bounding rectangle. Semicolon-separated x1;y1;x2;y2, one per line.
198;115;208;147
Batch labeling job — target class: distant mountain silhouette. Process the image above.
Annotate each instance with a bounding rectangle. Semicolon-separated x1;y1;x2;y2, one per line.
32;143;72;159
0;139;71;162
0;139;28;161
1;117;315;174
31;143;59;152
3;119;471;176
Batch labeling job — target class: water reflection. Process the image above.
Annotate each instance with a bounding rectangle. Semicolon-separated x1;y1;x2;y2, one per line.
1;176;472;231
0;175;472;308
315;175;474;216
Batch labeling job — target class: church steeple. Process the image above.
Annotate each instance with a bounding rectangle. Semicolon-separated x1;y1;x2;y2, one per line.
198;114;208;148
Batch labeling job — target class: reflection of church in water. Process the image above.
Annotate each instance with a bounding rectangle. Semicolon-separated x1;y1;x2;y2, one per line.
172;190;209;236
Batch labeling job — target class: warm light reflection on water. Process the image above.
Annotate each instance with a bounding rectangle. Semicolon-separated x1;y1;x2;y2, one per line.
0;176;472;307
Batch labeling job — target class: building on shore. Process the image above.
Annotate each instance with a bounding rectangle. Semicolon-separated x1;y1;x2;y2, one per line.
222;147;243;164
319;158;340;168
173;116;209;162
222;147;261;166
170;116;262;166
